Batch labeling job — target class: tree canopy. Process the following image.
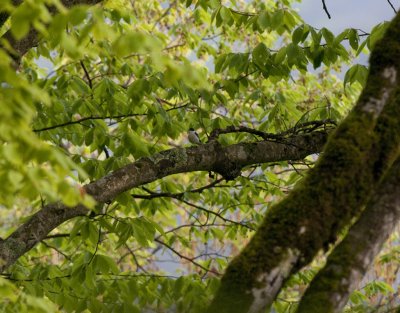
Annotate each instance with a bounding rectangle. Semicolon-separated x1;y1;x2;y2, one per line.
0;0;399;312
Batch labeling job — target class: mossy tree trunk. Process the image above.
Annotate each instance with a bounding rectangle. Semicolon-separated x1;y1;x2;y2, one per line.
206;11;400;313
296;157;400;313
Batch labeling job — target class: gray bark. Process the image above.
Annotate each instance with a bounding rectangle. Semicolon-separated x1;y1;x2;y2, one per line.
0;132;329;272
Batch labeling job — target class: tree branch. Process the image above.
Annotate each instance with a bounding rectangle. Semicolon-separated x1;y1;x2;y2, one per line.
0;131;329;272
206;11;400;313
174;197;254;230
296;157;400;312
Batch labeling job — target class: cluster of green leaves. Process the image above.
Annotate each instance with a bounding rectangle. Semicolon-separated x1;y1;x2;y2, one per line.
0;0;396;312
0;276;56;313
0;0;94;207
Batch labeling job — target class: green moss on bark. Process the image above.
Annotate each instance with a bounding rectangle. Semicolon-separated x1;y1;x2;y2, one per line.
207;12;400;313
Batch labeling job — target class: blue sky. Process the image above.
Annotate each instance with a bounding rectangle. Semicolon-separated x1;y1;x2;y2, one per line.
294;0;398;33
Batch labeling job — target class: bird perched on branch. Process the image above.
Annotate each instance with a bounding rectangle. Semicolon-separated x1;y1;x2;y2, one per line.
188;128;201;145
188;128;215;178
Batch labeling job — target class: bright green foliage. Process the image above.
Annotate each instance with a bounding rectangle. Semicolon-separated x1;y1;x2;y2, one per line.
0;276;57;313
0;0;396;312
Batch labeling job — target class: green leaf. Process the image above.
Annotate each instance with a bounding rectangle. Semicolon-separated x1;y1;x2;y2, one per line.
274;47;286;64
321;27;334;44
348;28;359;50
68;5;88;25
93;254;119;274
220;7;233;26
344;64;368;87
257;11;270;30
112;32;162;57
222;80;239;98
252;42;270;68
311;47;324;69
292;25;304;45
123;130;150;158
10;2;40;39
71;76;91;94
271;9;284;30
367;22;389;49
333;29;349;45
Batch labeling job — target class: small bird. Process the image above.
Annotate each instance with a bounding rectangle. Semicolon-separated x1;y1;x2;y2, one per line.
188;128;214;178
188;128;201;145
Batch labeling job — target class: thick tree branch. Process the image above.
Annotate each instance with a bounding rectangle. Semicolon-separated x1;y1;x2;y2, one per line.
0;131;329;272
206;11;400;313
296;157;400;313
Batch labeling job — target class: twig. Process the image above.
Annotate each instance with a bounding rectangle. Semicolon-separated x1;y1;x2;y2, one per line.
175;198;254;230
40;241;71;260
80;60;93;89
33;113;143;132
154;238;221;275
152;0;176;31
322;0;331;19
43;233;73;239
88;225;102;264
132;178;224;199
103;147;110;159
33;104;188;132
122;243;147;272
209;120;336;141
387;0;397;13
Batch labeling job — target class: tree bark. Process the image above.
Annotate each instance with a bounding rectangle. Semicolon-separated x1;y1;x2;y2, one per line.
0;131;329;272
296;157;400;313
206;11;400;313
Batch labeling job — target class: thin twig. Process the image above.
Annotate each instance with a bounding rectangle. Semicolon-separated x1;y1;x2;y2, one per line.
40;241;71;260
175;198;254;230
132;178;224;199
387;0;397;13
33;104;188;132
80;60;93;89
154;238;221;275
88;225;102;264
33;113;143;132
122;243;147;272
152;0;177;31
322;0;331;19
209;119;336;141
